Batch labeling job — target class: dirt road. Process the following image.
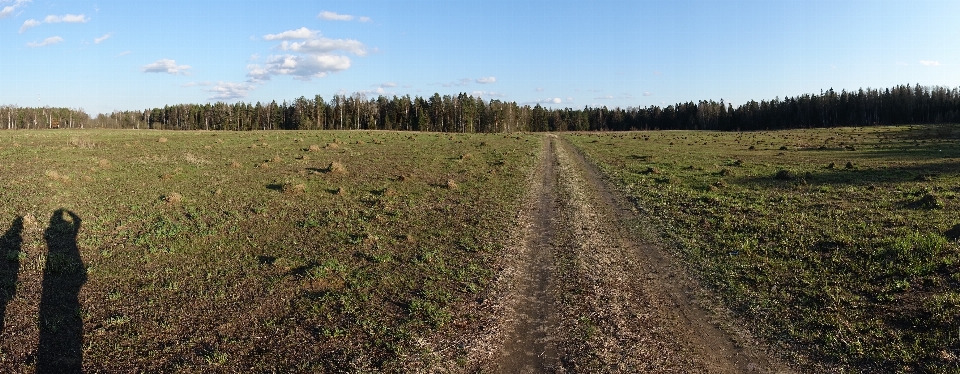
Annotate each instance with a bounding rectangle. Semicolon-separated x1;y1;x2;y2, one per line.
483;135;791;373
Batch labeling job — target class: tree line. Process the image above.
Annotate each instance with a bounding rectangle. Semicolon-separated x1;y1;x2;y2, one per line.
2;84;959;132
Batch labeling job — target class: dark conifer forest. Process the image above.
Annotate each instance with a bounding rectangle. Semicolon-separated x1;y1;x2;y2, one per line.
3;84;959;132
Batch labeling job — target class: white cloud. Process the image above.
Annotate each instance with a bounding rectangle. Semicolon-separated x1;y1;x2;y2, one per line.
18;18;38;33
319;11;353;21
250;53;260;61
476;76;496;84
248;54;351;82
536;87;544;92
117;51;130;57
920;60;941;66
471;91;506;98
278;37;367;56
141;59;191;75
566;97;574;102
526;97;563;105
0;0;30;19
26;36;63;47
263;27;318;41
595;95;614;100
319;11;371;22
45;14;88;23
252;27;369;82
94;33;111;44
643;91;653;96
206;81;255;101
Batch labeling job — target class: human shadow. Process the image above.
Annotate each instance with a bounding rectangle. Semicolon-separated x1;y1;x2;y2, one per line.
37;209;86;374
0;217;23;334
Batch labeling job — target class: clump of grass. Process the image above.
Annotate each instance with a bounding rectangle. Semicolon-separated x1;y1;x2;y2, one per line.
946;224;960;241
774;169;795;180
642;166;660;174
70;137;96;148
446;179;458;189
157;137;168;143
827;162;835;169
45;170;69;182
328;161;346;174
98;159;112;168
326;143;339;149
272;155;283;163
779;145;789;150
335;186;346;195
397;174;409;182
282;183;306;195
164;192;182;204
460;153;473;161
719;168;731;176
913;194;943;209
308;144;321;152
230;161;242;168
845;161;855;169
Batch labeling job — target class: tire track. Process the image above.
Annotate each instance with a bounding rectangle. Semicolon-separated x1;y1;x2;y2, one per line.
493;135;791;373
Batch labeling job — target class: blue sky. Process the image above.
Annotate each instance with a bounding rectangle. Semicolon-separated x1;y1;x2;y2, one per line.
1;0;958;115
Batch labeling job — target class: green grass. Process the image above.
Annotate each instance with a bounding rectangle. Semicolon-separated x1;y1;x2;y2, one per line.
564;124;960;371
0;130;541;372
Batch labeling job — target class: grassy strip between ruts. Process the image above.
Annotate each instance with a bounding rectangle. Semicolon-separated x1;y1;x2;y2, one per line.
565;125;960;372
0;129;541;372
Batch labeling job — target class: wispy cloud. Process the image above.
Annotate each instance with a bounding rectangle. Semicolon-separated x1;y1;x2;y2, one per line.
206;81;255;101
526;97;563;105
26;36;63;47
141;59;191;75
475;76;496;84
20;12;88;33
250;27;369;82
318;11;371;22
0;0;30;20
44;14;88;23
536;87;544;92
18;18;38;33
471;91;506;98
263;27;317;40
594;95;614;100
117;51;130;57
643;91;653;96
919;60;941;66
94;33;111;44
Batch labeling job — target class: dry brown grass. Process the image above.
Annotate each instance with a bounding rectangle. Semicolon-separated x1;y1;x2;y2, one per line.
98;159;112;168
328;161;346;174
446;179;458;189
282;183;306;195
164;192;182;204
308;144;321;152
230;161;242;168
157;137;168;143
326;143;340;149
460;153;473;161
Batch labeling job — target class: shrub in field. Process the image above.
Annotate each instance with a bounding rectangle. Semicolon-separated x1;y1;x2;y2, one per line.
912;194;943;209
446;179;458;189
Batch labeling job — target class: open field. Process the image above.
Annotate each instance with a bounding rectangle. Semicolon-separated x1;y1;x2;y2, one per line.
2;125;959;372
565;125;960;372
0;130;541;372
